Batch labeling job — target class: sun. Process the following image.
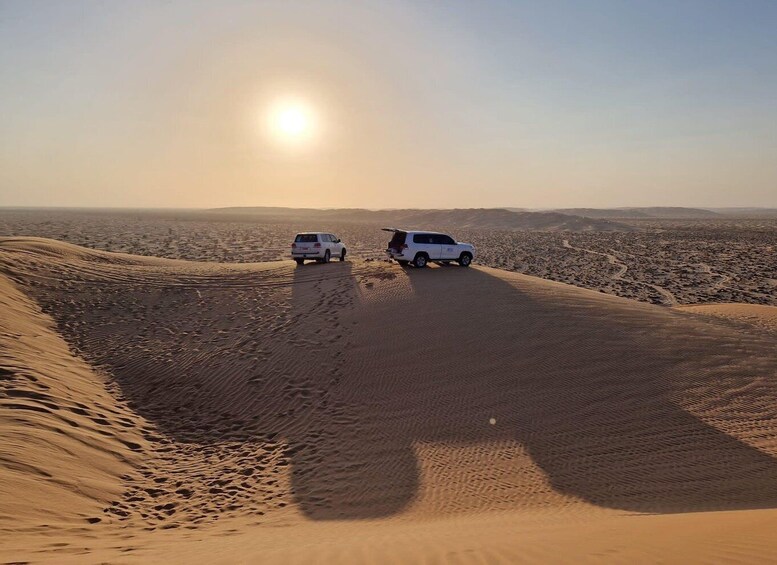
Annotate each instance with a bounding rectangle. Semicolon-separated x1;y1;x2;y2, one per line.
267;99;316;144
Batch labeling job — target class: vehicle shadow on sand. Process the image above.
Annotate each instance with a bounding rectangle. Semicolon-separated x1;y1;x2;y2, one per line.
22;258;777;520
291;262;777;517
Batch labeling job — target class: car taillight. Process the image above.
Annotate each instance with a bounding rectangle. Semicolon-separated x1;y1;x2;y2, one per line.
291;243;296;248
314;243;321;247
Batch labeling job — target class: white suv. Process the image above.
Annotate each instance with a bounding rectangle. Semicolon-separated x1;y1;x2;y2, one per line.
384;229;475;268
291;232;347;265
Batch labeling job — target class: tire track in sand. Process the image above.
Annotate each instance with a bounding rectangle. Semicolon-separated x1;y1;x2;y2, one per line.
562;239;677;305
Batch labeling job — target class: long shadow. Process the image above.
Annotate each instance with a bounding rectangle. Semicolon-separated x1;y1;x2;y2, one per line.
284;260;420;519
361;264;777;513
16;257;777;519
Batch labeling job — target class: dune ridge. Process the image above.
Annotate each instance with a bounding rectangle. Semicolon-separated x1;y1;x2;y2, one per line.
2;237;777;563
551;207;724;219
206;206;633;231
0;270;146;530
678;303;777;336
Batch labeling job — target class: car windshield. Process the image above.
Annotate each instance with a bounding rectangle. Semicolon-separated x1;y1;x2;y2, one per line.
294;234;318;243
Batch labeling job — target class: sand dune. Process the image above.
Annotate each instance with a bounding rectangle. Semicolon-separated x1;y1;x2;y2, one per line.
3;209;774;307
2;237;777;563
0;273;145;529
678;303;777;336
552;207;724;219
207;206;633;231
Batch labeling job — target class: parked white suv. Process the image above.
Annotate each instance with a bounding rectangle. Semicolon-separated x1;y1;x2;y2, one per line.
291;232;347;265
384;229;475;268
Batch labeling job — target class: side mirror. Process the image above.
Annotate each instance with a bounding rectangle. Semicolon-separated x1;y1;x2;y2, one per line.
335;239;341;243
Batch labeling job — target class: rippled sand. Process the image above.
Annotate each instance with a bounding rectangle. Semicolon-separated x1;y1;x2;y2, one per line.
2;237;777;563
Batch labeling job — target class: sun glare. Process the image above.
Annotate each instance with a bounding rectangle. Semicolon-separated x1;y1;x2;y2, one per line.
267;99;316;145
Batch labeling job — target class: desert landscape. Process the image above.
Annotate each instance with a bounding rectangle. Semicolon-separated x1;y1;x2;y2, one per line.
2;208;775;306
1;208;777;562
3;0;777;561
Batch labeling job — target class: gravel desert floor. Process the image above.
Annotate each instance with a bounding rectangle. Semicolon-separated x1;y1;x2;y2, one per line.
2;209;775;306
1;234;777;563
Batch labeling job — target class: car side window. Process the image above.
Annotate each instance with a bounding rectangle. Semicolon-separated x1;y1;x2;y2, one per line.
439;235;455;245
329;234;337;242
413;233;432;244
321;234;331;242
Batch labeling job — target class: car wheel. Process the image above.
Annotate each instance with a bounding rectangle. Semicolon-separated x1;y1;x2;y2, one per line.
323;250;331;263
458;252;472;267
413;253;428;268
340;248;347;261
295;258;304;265
397;260;409;267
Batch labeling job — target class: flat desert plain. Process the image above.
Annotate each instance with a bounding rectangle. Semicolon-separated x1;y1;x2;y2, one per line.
1;213;777;563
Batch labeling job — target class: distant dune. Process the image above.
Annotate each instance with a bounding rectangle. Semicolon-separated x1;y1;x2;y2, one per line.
2;237;777;562
550;206;777;219
707;208;777;218
552;206;724;219
207;206;635;231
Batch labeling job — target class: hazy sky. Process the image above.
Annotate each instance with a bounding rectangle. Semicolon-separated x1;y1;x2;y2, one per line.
1;0;776;209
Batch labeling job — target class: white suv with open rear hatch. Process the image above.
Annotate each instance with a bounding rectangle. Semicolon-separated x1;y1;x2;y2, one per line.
291;232;347;265
384;228;475;268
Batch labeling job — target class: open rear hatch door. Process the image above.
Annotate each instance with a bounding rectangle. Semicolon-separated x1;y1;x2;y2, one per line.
385;229;407;253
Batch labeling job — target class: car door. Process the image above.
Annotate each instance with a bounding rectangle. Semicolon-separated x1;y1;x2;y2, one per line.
438;234;457;259
322;234;333;256
384;229;406;254
329;234;342;256
412;233;442;260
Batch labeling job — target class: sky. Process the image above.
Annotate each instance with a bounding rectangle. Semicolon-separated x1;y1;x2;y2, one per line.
1;0;776;209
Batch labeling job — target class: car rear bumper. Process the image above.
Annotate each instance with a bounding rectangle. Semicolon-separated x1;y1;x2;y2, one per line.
292;251;325;258
386;249;411;261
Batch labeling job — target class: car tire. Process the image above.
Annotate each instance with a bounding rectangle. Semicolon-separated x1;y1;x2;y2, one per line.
323;250;331;263
413;253;428;268
295;258;304;265
458;252;472;267
340;248;347;261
